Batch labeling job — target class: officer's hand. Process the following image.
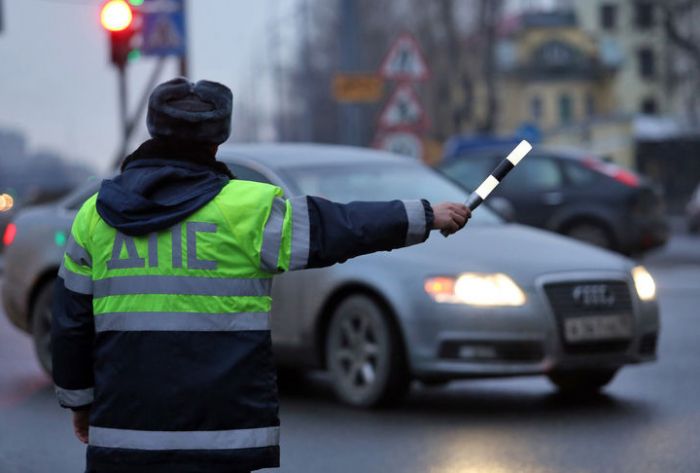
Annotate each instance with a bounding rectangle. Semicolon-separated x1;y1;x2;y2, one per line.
73;409;90;444
432;202;471;235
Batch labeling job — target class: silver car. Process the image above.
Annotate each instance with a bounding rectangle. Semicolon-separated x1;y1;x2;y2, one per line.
1;144;660;407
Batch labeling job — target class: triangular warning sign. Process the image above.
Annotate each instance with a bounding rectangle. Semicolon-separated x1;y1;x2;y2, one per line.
377;84;427;131
146;16;183;50
379;33;430;82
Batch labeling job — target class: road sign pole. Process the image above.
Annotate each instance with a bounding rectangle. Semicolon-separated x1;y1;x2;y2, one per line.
339;0;361;146
112;58;167;169
116;63;129;166
179;0;188;76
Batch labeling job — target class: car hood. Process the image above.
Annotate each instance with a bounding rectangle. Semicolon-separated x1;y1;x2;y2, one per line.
370;223;633;288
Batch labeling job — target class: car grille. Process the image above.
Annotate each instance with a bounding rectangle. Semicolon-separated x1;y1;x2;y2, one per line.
438;340;544;362
544;281;634;355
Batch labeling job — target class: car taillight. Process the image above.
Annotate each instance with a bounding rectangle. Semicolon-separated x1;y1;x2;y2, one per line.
583;157;640;187
3;223;17;246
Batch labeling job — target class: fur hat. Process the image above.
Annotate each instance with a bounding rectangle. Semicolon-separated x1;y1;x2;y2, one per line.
147;78;233;145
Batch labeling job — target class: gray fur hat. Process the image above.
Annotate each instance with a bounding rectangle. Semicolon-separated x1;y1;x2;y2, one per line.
147;78;233;145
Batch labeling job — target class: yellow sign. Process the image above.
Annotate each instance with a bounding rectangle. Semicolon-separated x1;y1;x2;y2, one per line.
332;74;384;103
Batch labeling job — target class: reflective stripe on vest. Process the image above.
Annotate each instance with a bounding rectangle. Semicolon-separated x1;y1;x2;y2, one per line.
92;276;271;298
59;264;93;295
94;311;270;332
89;425;280;451
288;196;310;270
65;234;92;268
260;198;286;273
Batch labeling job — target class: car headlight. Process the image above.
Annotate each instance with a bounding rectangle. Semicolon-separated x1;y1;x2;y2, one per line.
424;273;526;307
632;266;656;301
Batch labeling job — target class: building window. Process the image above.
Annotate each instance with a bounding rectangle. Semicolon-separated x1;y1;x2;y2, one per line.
586;93;596;118
641;97;658;114
600;4;617;30
638;48;655;79
635;1;654;29
531;95;543;121
559;93;573;125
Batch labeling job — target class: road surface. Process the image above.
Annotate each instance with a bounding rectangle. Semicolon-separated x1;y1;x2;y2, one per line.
1;232;698;472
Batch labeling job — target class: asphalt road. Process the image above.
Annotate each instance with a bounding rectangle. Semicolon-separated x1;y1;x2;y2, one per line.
1;233;698;473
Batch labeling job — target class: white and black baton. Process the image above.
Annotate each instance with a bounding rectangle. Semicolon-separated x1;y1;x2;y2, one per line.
442;140;532;237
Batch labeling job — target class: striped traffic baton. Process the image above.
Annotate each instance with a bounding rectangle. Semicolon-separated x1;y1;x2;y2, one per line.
442;140;533;236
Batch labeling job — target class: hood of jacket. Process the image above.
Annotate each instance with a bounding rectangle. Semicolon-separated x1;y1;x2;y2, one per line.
96;139;233;236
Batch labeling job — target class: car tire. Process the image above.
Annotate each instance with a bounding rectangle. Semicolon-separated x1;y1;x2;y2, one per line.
31;281;55;376
563;221;615;250
547;368;618;395
325;294;409;408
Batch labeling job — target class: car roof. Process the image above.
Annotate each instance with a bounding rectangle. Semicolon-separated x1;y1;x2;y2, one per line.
445;144;594;162
217;143;414;170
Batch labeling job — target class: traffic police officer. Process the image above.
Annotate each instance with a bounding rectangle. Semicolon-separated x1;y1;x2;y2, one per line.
51;78;470;473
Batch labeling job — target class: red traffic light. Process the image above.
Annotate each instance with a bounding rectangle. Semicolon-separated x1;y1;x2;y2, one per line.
100;0;133;32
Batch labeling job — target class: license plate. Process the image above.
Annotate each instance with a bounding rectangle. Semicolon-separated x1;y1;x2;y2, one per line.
564;315;633;342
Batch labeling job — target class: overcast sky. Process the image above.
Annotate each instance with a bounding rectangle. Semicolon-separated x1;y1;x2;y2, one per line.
0;0;299;172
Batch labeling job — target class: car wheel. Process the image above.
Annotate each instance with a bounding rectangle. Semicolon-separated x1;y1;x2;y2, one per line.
547;368;618;394
31;281;54;376
563;222;614;250
325;294;409;407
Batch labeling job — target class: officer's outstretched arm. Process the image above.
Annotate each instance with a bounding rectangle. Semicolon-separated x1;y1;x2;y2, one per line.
51;209;95;412
262;196;442;272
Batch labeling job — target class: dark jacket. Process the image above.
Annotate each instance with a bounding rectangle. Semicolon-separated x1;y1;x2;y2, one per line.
51;140;434;472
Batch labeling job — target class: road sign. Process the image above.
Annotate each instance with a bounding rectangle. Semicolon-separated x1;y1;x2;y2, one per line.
141;0;186;57
375;132;424;160
332;74;384;103
379;33;430;82
377;83;427;131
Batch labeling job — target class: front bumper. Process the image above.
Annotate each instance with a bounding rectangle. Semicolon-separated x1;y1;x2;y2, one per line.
405;271;659;380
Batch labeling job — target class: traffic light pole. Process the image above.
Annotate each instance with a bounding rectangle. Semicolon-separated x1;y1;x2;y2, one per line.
179;0;189;77
112;57;167;169
117;63;128;162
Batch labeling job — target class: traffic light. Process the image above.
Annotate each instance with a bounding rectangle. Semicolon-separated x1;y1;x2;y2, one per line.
100;0;139;68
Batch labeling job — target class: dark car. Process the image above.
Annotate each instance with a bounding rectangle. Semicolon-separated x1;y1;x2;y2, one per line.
438;146;669;254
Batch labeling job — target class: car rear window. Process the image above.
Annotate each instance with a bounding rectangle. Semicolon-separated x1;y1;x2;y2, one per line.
500;156;563;192
563;161;599;186
440;155;495;191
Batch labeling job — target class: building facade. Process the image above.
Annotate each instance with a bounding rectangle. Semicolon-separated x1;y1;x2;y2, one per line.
573;0;671;116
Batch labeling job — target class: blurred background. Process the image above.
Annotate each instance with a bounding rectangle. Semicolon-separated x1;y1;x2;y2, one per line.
1;1;700;472
2;0;700;232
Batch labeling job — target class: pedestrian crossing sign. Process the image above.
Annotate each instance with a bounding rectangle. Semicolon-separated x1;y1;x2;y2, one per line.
377;83;428;131
379;33;430;82
141;0;187;57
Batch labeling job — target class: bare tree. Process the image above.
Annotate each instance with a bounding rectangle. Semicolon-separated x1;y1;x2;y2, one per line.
661;0;700;124
273;0;500;145
478;0;503;133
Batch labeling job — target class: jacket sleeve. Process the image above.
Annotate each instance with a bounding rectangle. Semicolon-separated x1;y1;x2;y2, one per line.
51;208;95;410
259;196;434;273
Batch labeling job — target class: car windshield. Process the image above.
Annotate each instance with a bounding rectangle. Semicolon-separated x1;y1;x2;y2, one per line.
283;162;501;225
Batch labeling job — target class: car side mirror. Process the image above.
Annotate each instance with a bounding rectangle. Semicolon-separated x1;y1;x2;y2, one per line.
488;197;516;222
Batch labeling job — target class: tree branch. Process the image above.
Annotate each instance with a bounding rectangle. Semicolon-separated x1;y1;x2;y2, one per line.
662;1;700;69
